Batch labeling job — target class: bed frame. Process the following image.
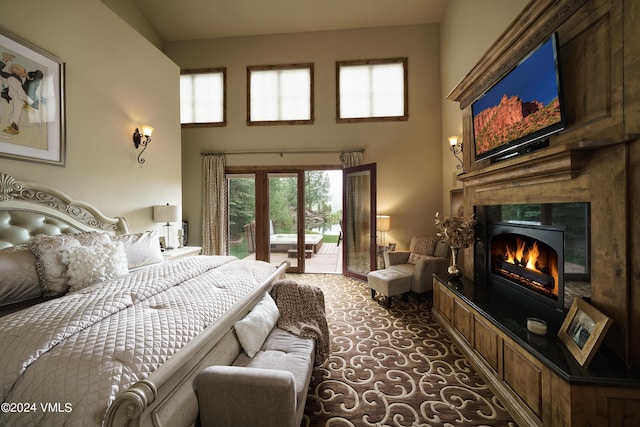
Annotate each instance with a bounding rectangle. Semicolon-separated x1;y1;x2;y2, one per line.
0;172;288;427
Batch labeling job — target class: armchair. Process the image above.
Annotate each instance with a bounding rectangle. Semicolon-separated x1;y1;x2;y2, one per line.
383;236;451;294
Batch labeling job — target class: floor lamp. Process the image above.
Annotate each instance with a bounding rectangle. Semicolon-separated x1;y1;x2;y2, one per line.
153;203;179;250
376;215;391;247
376;215;391;268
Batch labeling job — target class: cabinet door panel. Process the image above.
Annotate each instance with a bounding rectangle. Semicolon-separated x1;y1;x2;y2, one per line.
454;299;473;342
438;283;454;322
503;342;543;417
474;316;499;372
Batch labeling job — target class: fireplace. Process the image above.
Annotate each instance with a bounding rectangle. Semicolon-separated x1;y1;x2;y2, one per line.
487;222;565;321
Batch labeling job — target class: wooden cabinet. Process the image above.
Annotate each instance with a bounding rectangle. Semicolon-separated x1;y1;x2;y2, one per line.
432;277;640;427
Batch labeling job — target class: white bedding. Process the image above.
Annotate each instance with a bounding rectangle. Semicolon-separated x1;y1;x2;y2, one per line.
0;256;276;427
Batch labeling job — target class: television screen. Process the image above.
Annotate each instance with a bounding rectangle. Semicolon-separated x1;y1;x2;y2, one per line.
472;33;565;162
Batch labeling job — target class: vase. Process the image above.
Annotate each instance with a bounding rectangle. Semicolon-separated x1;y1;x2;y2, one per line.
448;246;462;278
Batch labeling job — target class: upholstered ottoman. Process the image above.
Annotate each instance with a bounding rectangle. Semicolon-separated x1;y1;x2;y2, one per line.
367;269;411;308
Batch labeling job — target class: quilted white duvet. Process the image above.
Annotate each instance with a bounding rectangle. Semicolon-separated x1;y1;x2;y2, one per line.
0;256;276;427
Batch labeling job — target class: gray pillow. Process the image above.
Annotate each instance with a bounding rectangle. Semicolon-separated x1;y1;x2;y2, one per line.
0;246;41;306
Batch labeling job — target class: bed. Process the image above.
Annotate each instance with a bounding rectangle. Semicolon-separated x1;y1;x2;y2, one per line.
0;172;288;426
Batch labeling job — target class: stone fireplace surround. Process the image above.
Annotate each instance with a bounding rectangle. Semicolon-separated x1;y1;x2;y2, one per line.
436;0;640;424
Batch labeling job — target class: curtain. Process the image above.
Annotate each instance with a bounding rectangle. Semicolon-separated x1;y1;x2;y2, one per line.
340;150;368;270
201;153;227;255
339;150;363;168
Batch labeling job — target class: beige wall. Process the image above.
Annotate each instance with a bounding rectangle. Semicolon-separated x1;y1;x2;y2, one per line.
440;0;529;214
100;0;163;49
0;0;182;237
165;25;443;250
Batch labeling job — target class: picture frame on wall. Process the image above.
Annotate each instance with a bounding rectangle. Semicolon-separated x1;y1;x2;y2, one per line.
557;297;612;367
0;29;65;166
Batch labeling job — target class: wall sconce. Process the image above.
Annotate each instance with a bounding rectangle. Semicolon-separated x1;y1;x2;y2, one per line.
448;135;463;170
153;203;178;250
133;125;153;164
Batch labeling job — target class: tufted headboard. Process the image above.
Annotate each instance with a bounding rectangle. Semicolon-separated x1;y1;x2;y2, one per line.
0;172;129;249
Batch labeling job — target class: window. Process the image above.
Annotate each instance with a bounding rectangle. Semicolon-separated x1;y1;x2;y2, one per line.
247;63;314;125
180;68;226;127
336;57;408;122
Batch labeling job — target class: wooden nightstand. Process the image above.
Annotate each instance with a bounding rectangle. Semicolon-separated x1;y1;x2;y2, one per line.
162;246;202;261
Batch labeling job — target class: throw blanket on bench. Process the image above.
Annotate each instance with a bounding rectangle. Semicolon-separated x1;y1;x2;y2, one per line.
270;279;330;365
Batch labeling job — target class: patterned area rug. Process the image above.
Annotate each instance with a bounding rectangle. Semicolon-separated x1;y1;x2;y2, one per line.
289;273;518;427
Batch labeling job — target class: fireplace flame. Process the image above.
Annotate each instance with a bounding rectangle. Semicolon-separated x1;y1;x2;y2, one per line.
494;233;559;301
504;238;542;273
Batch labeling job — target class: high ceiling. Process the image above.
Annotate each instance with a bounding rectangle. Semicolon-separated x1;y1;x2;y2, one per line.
132;0;448;42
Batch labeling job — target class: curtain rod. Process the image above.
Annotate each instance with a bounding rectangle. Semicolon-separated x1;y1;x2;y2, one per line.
202;148;364;157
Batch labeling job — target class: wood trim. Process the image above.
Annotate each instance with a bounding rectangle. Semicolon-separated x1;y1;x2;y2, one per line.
447;0;588;109
246;63;314;126
335;57;408;123
180;67;227;127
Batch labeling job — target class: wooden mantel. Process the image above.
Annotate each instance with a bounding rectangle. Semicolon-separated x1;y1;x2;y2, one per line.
445;0;640;380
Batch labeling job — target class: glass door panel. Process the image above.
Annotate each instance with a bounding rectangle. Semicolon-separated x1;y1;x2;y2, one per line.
343;164;376;280
227;174;256;259
268;173;301;271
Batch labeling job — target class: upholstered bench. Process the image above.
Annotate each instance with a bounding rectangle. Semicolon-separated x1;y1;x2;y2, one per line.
367;268;411;308
197;327;315;427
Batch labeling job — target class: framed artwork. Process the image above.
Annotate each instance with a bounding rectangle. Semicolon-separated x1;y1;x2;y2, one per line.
0;29;65;166
558;297;612;367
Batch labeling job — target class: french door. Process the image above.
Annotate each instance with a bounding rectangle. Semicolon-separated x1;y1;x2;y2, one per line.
227;170;304;273
342;163;376;280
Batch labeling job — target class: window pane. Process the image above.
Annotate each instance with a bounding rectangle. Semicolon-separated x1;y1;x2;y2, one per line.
180;70;225;125
338;59;407;121
340;67;371;119
279;69;310;120
248;65;312;123
371;64;404;117
251;71;279;121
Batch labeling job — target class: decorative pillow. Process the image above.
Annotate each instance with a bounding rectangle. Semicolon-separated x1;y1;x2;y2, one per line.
0;246;41;306
410;236;437;256
111;230;163;270
406;236;438;265
75;231;111;246
61;241;129;293
28;232;111;296
28;234;82;296
234;293;280;358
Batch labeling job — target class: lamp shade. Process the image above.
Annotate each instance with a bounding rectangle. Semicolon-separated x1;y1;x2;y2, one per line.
376;215;391;232
153;204;178;223
141;125;154;137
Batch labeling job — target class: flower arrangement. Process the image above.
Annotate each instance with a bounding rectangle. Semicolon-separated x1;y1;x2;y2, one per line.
435;212;477;249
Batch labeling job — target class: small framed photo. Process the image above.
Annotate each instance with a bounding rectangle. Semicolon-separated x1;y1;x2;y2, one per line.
0;29;65;166
558;297;612;367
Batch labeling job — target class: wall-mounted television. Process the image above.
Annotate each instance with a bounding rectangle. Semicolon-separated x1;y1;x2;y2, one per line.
472;33;565;162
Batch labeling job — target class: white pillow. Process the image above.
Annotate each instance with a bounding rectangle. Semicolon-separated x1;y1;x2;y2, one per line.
61;241;129;292
234;293;280;358
111;230;164;270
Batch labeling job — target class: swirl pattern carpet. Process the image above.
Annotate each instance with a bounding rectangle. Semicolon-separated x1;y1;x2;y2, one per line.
290;273;518;427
